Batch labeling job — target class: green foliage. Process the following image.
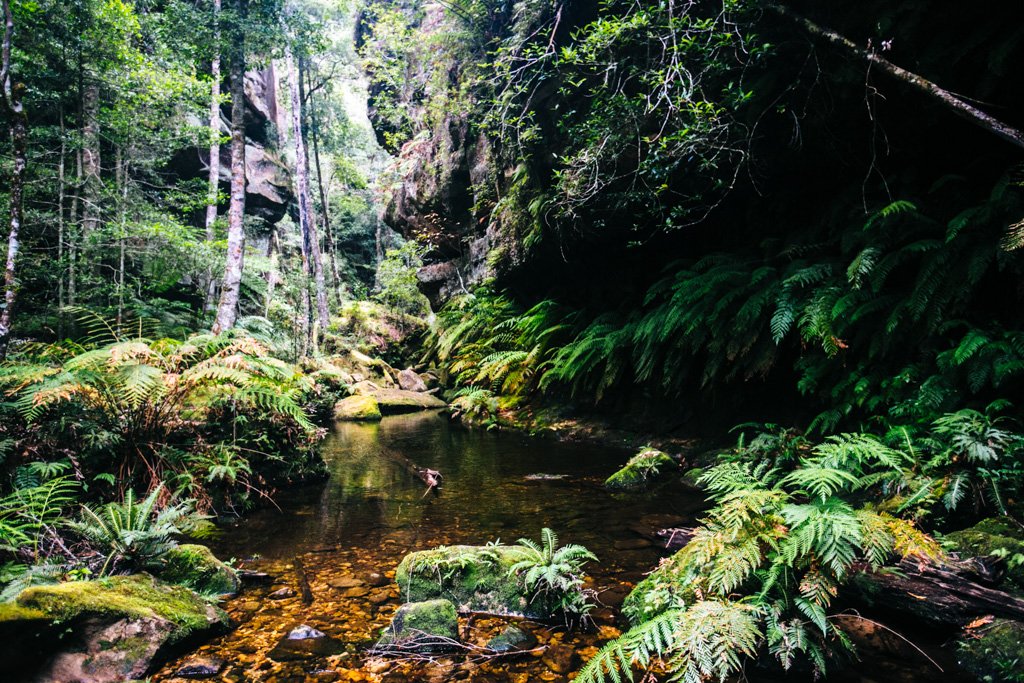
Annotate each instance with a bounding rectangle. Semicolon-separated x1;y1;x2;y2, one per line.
374;242;431;316
579;426;942;683
66;484;205;576
0;478;79;563
507;528;597;618
0;331;322;512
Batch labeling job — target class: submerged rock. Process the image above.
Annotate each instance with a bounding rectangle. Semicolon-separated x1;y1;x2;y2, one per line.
375;599;459;653
159;544;240;597
956;617;1024;682
395;545;557;619
486;625;537;654
288;624;326;640
175;655;225;678
0;574;228;683
333;394;383;421
604;448;677;492
268;627;345;661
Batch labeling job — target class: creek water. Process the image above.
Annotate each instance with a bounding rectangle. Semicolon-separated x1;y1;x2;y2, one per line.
153;412;961;683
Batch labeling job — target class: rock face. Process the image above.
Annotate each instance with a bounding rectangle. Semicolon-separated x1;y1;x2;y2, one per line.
0;575;229;683
395;545;555;619
159;544;240;597
604;448;677;492
375;599;459;653
334;394;383;421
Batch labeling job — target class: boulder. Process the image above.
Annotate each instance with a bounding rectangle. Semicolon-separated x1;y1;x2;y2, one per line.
1;575;228;683
398;368;428;392
956;617;1024;682
396;545;556;619
334;394;383;421
350;383;446;414
375;599;459;653
159;544;240;597
604;448;677;492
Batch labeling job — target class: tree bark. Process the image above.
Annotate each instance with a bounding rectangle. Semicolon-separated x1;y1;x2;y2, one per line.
287;48;329;339
0;0;28;359
203;0;223;312
770;4;1024;151
212;0;247;335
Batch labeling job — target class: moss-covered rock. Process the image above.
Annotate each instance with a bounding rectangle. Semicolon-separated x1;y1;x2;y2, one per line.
681;467;705;490
956;618;1024;682
376;599;459;652
2;575;228;682
351;383;447;414
158;544;240;597
947;520;1024;594
604;448;677;492
16;574;227;639
334;394;383;421
396;545;556;619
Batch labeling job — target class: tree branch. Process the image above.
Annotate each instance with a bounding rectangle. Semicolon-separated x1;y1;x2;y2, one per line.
769;4;1024;151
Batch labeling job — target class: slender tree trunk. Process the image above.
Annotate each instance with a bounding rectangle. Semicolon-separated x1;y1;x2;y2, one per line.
771;4;1024;151
81;81;101;234
305;66;343;305
264;224;278;316
115;147;128;331
0;0;28;359
287;48;329;340
69;148;80;307
212;2;247;335
58;110;66;319
203;0;222;312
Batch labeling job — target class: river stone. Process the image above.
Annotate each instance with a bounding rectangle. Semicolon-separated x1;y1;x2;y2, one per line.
542;643;577;674
268;587;296;599
288;624;326;640
395;545;559;619
486;625;537;654
175;655;225;678
1;575;228;683
604;448;677;492
159;544;240;597
375;599;459;653
328;576;365;589
366;572;389;587
398;368;428;392
333;395;382;421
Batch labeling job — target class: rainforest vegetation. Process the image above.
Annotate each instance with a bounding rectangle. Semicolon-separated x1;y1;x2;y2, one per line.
0;0;1023;682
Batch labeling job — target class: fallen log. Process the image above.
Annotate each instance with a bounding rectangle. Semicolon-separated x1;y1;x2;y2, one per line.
385;450;443;493
850;557;1024;625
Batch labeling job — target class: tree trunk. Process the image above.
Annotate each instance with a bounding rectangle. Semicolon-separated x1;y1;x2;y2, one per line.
212;2;247;335
770;4;1024;151
0;0;28;359
264;224;278;316
287;48;329;339
305;65;344;305
203;0;223;313
115;147;128;331
81;81;101;234
57;110;66;319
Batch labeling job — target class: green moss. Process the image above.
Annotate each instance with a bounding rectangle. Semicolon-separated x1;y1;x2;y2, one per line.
334;394;383;421
0;602;49;624
957;618;1024;682
377;599;459;651
15;575;228;643
395;545;556;619
604;448;676;492
972;517;1024;541
158;544;240;596
946;527;1024;594
682;467;705;489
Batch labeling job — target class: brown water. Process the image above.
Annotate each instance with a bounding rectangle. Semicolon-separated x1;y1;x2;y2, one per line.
153;412;960;683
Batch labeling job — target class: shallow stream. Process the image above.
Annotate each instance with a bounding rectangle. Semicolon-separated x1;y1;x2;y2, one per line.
153;412;962;683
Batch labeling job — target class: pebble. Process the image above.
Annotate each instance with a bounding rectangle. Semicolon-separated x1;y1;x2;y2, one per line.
268;587;296;600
